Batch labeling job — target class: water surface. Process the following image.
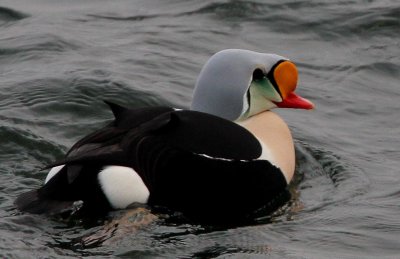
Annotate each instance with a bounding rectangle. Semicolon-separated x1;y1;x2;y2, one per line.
1;0;399;258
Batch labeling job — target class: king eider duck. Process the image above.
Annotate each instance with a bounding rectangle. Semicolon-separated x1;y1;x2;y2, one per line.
15;49;314;222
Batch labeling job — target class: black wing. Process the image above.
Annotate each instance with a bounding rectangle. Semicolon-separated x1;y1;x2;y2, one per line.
17;103;286;219
47;107;263;169
65;101;174;159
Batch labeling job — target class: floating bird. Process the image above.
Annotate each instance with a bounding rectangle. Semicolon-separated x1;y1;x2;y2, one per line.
15;49;314;222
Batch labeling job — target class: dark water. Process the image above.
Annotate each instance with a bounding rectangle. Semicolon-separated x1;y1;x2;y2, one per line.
1;0;399;258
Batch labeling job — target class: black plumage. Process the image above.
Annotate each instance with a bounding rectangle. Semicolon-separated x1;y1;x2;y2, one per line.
15;102;287;221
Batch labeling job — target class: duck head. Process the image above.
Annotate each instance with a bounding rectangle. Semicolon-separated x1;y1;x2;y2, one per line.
191;49;314;121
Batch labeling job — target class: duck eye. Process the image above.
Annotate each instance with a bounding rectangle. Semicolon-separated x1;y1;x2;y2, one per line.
252;68;265;81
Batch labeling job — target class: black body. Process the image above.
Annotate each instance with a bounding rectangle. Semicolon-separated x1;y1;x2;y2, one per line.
15;102;287;222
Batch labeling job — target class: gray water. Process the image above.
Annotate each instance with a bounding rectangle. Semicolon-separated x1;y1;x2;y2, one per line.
1;0;399;258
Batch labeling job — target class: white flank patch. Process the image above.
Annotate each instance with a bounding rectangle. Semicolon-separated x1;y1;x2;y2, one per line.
98;166;149;209
45;165;65;184
196;138;280;165
256;138;291;183
197;153;234;161
256;138;279;167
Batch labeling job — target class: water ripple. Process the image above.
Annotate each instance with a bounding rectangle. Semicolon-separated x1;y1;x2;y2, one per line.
0;34;81;61
0;6;29;23
243;1;400;41
181;0;266;18
0;0;399;257
294;141;369;211
0;123;65;167
87;13;159;22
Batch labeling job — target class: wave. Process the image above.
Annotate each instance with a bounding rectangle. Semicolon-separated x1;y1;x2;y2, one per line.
294;141;369;211
179;1;400;41
0;6;29;22
0;34;81;61
86;13;159;22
